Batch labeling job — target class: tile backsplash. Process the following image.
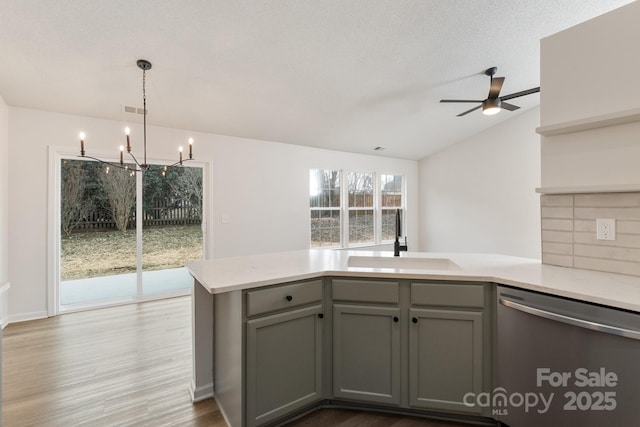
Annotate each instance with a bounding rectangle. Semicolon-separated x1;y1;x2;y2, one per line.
541;192;640;276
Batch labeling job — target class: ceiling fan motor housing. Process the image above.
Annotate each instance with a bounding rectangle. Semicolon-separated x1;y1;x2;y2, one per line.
485;67;498;77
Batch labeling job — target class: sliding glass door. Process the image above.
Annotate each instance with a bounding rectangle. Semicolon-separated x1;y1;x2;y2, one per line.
58;157;204;311
141;165;203;297
60;159;138;306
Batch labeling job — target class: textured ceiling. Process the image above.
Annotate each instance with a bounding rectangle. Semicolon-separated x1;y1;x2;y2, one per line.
0;0;634;160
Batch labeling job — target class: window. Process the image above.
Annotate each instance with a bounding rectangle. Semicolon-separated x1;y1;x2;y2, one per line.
347;172;374;245
309;169;405;248
381;174;404;242
310;169;341;247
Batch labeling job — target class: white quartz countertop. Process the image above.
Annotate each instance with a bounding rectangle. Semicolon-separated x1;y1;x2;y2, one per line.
186;250;640;313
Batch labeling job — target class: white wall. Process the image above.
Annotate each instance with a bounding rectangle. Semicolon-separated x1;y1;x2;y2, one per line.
540;1;640;126
7;107;418;321
212;135;419;257
418;107;541;259
540;1;640;188
0;95;8;284
541;121;640;188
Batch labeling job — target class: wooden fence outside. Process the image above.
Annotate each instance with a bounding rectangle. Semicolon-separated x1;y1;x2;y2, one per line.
72;199;201;231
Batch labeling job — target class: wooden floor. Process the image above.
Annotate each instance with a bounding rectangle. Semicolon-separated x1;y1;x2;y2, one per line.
2;296;481;427
2;297;223;426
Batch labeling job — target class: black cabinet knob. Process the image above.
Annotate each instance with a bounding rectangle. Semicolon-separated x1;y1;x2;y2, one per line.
286;295;293;301
393;316;399;323
412;317;418;324
318;313;324;319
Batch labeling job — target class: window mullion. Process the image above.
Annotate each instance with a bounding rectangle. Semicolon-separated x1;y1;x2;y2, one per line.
374;172;380;245
341;169;348;248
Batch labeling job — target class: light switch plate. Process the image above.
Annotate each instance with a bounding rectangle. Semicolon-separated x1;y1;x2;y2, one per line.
596;218;616;241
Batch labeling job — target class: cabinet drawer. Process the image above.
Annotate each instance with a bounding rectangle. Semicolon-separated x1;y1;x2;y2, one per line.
332;279;399;304
246;280;323;317
411;283;485;308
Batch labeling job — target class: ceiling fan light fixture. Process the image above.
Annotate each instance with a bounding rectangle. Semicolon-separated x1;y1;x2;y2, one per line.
482;98;501;115
441;66;539;117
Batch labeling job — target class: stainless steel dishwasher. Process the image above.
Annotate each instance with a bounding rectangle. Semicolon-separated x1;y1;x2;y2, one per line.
496;286;640;427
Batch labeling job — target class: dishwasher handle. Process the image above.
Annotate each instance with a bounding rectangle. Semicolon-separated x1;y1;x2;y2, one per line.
499;297;640;341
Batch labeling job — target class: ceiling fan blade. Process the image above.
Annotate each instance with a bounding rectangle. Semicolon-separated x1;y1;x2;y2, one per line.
501;86;540;101
488;77;505;99
457;105;482;117
500;102;520;111
440;99;483;103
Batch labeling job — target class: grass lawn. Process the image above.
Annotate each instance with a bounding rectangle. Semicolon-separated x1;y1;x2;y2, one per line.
61;225;202;280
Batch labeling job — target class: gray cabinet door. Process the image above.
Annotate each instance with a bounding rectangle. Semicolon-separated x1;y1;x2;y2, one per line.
409;308;483;414
246;305;323;427
333;304;401;405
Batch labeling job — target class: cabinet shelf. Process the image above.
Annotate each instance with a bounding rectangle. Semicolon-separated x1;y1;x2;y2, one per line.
536;107;640;136
536;184;640;195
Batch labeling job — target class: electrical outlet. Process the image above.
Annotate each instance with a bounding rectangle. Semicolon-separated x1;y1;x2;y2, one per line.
596;218;616;241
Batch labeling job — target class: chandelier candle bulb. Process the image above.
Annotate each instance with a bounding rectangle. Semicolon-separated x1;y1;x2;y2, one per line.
119;146;125;165
179;146;183;165
189;138;193;159
125;127;131;152
79;132;85;156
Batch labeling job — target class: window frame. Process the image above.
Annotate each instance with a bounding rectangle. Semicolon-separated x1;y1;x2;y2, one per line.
309;169;405;249
309;169;343;248
48;146;210;316
345;171;376;247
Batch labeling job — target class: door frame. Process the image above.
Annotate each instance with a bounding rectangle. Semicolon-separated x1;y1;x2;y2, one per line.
47;145;212;316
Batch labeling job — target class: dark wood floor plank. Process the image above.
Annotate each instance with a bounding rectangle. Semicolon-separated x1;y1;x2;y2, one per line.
285;408;479;427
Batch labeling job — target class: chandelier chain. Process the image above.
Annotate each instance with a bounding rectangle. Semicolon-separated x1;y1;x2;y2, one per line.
142;67;147;166
142;68;146;101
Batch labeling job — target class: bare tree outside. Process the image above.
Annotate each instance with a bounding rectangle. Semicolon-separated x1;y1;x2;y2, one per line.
381;174;403;241
347;172;373;207
141;165;203;275
170;167;203;220
310;169;341;247
347;172;374;244
60;160;93;236
309;170;403;247
310;169;340;208
99;166;136;232
60;160;204;290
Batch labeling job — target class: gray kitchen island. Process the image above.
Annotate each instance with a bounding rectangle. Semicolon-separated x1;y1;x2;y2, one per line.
187;250;640;427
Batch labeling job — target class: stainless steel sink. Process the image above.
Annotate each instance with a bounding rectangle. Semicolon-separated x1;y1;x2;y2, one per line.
347;255;462;271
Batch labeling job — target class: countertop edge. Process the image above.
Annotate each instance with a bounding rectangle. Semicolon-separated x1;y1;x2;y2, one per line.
186;251;640;313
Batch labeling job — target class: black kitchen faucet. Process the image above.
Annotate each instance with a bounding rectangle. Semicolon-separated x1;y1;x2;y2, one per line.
394;208;408;256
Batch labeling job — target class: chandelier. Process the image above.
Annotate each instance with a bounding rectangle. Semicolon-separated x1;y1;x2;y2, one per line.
78;59;193;174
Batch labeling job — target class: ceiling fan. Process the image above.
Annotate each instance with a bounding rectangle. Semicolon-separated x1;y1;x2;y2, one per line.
440;67;540;117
